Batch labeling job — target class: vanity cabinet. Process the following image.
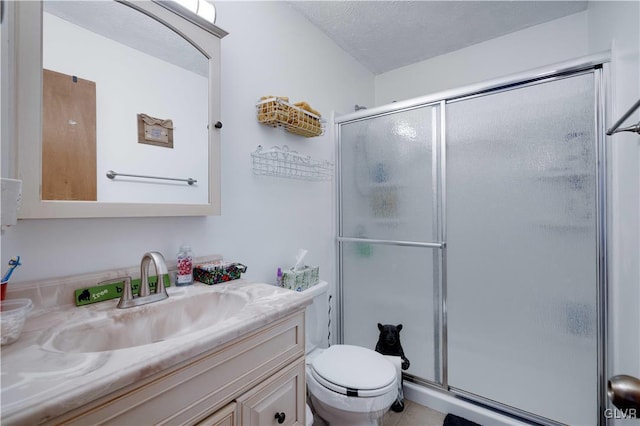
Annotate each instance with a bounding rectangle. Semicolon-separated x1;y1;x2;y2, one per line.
45;311;305;426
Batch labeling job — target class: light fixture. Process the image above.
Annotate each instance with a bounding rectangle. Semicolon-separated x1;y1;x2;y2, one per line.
197;0;216;23
173;0;198;13
171;0;216;24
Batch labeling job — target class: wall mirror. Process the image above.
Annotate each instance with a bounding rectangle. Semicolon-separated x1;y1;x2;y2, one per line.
9;0;227;218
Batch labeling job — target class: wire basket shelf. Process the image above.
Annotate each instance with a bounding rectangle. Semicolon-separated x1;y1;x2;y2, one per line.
251;145;333;181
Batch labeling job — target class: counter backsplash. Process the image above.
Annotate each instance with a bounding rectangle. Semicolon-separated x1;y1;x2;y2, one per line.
4;254;224;312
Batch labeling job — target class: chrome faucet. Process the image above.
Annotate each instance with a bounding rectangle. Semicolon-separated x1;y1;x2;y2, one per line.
117;252;169;309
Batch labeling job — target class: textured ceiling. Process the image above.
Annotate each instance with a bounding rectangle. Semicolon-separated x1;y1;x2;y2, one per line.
288;1;588;75
45;1;588;77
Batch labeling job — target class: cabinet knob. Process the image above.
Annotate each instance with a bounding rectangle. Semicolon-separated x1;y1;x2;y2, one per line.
214;121;223;129
274;412;286;424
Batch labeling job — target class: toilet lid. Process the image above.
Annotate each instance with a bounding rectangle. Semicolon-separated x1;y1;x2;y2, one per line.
310;345;397;397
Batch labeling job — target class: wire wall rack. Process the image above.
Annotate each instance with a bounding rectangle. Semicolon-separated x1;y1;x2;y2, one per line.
251;145;333;181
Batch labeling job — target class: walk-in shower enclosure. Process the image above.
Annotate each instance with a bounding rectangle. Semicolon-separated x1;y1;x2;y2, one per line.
336;57;607;425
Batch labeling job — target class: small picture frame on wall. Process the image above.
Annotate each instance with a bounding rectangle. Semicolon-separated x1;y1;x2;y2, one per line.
137;113;174;148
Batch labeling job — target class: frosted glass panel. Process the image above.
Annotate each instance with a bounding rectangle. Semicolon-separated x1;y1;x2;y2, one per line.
342;243;440;383
446;74;597;425
339;106;437;242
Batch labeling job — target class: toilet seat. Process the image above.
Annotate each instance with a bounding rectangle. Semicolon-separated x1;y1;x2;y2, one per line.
310;345;397;397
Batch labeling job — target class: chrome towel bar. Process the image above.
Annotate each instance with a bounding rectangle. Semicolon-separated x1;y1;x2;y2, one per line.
106;170;197;185
337;237;445;249
607;99;640;136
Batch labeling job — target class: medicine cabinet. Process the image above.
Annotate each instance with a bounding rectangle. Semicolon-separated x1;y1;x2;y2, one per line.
4;0;227;218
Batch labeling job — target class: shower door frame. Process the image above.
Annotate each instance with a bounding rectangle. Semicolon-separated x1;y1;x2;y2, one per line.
335;52;610;425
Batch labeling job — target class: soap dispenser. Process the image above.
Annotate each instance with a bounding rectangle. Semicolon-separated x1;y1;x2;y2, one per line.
176;245;194;286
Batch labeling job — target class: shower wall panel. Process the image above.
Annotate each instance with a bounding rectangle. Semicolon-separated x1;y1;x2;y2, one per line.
339;107;438;243
339;105;442;384
446;73;598;425
341;244;440;383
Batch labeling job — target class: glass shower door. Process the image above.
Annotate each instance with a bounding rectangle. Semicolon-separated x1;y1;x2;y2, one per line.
446;72;600;425
338;104;443;384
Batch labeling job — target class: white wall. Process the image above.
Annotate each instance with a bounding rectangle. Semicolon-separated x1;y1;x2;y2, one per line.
1;2;374;287
374;11;589;105
587;0;640;395
43;13;209;204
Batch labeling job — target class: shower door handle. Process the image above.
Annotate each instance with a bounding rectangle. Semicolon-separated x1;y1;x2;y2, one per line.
608;375;640;411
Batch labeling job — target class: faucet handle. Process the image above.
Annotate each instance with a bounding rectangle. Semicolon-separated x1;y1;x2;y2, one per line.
119;276;133;303
94;276;133;308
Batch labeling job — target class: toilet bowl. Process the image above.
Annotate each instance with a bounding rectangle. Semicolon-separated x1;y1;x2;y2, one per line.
303;282;399;425
303;281;398;426
305;344;398;426
305;403;314;426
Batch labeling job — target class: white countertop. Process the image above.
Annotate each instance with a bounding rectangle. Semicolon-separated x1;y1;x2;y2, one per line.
1;280;311;425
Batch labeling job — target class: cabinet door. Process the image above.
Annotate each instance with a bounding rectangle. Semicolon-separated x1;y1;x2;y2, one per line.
42;69;97;201
237;358;305;426
197;402;237;426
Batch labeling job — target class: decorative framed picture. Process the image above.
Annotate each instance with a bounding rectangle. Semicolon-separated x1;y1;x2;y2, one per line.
137;113;174;148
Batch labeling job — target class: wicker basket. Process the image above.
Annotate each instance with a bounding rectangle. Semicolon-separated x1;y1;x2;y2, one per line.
257;97;290;127
286;107;323;137
256;97;324;137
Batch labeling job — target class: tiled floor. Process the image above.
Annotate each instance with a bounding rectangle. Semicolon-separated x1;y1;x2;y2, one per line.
311;399;447;426
381;400;447;426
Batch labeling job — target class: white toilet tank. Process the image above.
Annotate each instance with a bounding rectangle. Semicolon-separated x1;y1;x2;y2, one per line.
302;281;331;355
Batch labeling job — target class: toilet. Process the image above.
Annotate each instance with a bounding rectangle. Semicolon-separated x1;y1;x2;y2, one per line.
303;281;398;426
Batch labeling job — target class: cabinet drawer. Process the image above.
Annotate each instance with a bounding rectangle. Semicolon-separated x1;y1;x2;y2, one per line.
197;402;237;426
237;358;306;426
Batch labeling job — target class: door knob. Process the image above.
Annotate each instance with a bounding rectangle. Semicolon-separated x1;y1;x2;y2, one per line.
274;412;286;424
608;374;640;411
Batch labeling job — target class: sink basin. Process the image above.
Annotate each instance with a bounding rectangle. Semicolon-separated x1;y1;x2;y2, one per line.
45;289;249;353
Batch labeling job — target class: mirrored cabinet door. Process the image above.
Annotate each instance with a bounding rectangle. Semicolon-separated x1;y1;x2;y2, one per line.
6;0;227;218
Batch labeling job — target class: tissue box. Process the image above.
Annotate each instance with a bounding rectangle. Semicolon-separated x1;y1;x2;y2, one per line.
281;266;319;292
194;261;247;285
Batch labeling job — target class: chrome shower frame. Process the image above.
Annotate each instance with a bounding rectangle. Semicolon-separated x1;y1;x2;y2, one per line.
335;52;610;425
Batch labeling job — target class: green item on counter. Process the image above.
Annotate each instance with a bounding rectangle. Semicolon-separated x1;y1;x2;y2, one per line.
74;274;171;306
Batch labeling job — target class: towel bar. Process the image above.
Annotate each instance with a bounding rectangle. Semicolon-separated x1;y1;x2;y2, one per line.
607;99;640;136
106;170;197;185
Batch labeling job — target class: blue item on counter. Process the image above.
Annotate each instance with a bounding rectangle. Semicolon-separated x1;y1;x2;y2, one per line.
2;256;22;283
